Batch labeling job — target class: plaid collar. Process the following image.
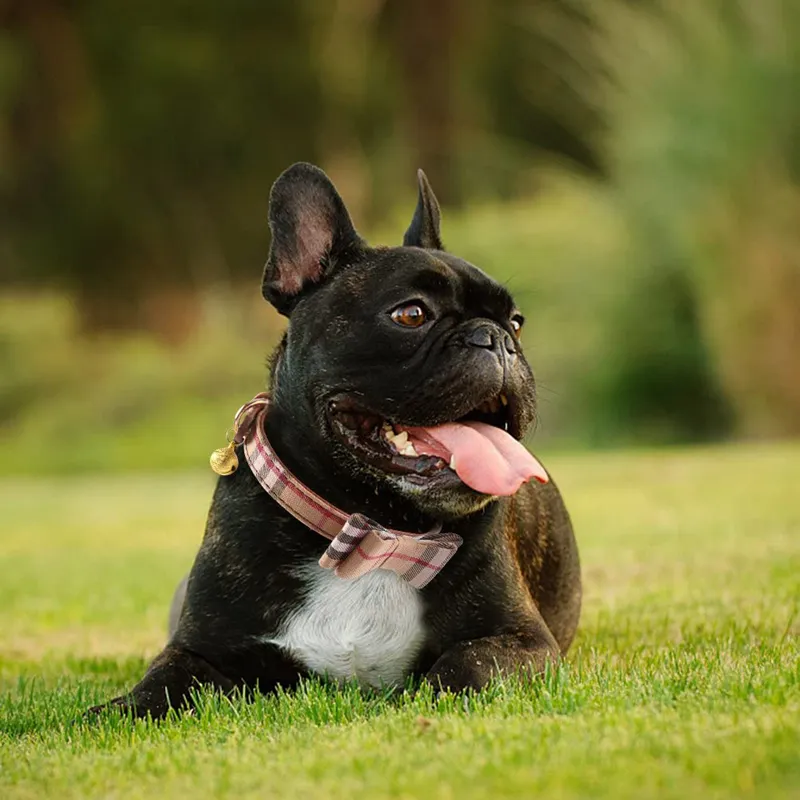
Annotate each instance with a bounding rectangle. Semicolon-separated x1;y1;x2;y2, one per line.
228;393;462;589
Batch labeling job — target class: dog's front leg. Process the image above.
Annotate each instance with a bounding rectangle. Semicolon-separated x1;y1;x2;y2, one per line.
87;645;235;720
426;627;561;693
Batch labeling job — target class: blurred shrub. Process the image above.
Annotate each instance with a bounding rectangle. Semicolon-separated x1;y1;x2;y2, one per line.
0;0;800;462
3;0;800;474
3;173;708;475
0;291;283;475
596;0;800;437
580;256;734;446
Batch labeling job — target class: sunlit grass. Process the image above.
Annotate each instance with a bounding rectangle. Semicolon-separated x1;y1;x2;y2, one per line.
1;443;798;798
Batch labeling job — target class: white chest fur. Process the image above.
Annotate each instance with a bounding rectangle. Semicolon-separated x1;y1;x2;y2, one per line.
264;563;426;688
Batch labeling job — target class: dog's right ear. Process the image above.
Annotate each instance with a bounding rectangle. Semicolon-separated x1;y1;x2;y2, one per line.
403;169;443;250
262;163;362;316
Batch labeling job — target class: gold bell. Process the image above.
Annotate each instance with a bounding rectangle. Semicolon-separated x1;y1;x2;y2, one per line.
210;440;239;476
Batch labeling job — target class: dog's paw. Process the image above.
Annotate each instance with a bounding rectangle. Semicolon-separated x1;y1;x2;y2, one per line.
425;661;489;695
83;695;144;721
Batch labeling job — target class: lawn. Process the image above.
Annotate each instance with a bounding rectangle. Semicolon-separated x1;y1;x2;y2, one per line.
1;443;798;799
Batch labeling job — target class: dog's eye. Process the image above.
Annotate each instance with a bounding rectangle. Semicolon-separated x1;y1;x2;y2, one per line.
510;314;524;338
391;303;427;328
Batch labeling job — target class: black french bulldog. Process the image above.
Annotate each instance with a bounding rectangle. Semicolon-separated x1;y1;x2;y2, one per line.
90;163;581;719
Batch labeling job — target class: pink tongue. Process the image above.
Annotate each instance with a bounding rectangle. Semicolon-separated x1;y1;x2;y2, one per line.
408;421;549;496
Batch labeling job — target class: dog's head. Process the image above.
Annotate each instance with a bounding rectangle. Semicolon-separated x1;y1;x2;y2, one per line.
263;163;545;520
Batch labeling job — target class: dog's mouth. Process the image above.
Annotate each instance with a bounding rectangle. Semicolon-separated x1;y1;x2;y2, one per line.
328;394;547;496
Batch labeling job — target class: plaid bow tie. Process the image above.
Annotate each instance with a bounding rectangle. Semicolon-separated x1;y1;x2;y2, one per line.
226;394;462;589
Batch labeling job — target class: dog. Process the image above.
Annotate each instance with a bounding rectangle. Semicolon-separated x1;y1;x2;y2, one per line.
90;162;581;719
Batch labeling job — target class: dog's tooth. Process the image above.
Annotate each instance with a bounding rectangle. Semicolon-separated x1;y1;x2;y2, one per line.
500;393;508;406
449;455;457;470
401;443;418;457
393;431;408;450
385;428;396;441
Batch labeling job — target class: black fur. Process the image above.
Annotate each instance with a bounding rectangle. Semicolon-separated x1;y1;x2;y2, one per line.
88;164;581;718
404;169;443;250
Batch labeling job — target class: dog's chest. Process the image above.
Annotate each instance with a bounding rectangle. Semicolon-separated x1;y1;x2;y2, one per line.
266;564;426;688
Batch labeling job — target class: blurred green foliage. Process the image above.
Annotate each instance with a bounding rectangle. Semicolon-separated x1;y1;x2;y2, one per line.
1;180;629;474
599;0;800;438
1;0;799;471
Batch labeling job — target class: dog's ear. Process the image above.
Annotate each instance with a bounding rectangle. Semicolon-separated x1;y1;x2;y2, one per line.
262;163;362;315
403;169;443;250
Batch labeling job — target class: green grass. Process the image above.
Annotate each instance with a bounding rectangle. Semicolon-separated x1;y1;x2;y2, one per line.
1;443;799;799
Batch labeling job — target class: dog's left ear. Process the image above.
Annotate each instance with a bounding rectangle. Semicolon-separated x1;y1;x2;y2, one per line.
403;169;443;250
263;162;362;316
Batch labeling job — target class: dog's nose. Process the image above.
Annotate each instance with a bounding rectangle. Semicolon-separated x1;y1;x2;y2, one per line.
464;323;516;358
